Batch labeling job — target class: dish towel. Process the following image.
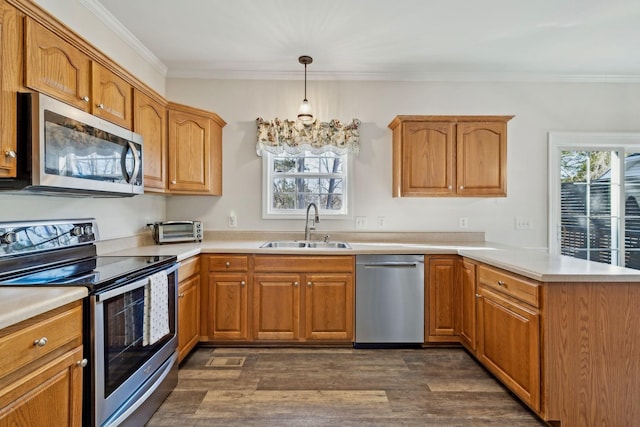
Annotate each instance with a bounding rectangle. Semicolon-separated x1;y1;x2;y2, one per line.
143;271;169;346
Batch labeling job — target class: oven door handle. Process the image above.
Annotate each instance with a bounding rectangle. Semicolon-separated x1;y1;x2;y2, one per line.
95;263;178;302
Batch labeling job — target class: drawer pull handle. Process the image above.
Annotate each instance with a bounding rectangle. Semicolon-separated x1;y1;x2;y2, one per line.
225;261;231;268
497;280;506;287
34;337;48;347
76;359;88;368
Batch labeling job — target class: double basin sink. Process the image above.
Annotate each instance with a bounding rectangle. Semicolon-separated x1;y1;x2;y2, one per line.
260;240;351;249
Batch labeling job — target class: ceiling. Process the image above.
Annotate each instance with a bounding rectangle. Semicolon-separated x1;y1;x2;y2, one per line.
90;0;640;82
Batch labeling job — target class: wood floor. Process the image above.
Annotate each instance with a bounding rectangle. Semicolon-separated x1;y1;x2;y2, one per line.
147;346;546;426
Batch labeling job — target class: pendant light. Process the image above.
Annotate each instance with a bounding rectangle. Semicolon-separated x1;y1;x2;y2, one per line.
297;55;314;124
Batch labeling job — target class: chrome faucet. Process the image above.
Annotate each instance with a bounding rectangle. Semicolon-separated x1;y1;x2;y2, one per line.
304;202;319;241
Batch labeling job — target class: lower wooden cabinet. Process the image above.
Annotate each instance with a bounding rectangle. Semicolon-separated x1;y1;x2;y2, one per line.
425;256;457;343
253;273;300;340
177;256;200;363
458;259;477;351
0;301;84;426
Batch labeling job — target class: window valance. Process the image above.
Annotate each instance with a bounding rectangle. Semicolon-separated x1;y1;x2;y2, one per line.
256;117;361;156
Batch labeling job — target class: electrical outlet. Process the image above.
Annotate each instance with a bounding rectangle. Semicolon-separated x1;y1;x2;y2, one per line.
377;216;385;229
515;217;533;230
459;217;468;229
355;216;368;229
228;211;238;228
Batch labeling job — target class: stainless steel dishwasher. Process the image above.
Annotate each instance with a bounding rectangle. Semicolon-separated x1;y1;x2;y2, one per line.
355;254;424;347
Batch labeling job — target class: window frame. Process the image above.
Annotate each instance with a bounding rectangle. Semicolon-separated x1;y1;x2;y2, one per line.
261;150;353;219
548;131;640;265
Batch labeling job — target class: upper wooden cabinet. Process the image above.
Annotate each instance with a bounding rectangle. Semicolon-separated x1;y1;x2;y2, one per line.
24;17;133;129
167;102;225;195
389;115;513;197
0;2;20;178
134;89;167;192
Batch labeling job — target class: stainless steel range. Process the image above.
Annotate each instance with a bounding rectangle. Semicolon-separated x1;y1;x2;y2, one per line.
0;218;178;426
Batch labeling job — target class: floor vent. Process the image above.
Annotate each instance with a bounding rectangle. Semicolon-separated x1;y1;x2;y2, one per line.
206;357;246;368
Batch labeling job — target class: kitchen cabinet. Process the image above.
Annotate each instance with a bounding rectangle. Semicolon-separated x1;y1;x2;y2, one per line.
253;256;354;342
177;256;200;363
167;102;225;195
0;1;19;178
24;17;133;128
457;258;477;352
425;256;458;343
202;255;249;341
388;115;513;197
476;264;541;412
0;300;84;426
134;89;167;192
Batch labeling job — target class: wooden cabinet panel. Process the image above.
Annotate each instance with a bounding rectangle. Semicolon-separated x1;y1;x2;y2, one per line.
389;115;512;197
177;274;200;363
426;256;457;342
304;274;353;341
208;273;248;340
24;17;91;111
456;121;507;196
0;2;20;178
477;286;540;412
91;62;132;129
207;255;249;272
458;259;477;352
134;90;167;191
253;274;300;340
478;264;540;307
167;103;225;195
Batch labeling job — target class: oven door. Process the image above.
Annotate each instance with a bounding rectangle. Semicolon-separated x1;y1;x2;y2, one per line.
90;263;178;427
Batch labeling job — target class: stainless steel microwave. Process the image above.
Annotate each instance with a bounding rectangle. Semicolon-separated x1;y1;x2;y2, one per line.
150;221;203;244
0;92;143;197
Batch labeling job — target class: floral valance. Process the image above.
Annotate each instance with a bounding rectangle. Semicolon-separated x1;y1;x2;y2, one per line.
256;117;361;156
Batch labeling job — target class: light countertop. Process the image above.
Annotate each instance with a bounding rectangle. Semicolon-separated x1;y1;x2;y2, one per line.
108;239;640;283
0;287;88;330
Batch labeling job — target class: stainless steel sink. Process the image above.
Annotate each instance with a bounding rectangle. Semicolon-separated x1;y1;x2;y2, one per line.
260;240;351;249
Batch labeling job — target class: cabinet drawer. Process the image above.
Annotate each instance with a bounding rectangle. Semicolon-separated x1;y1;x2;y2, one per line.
207;255;248;271
0;303;82;379
477;265;540;308
178;256;200;280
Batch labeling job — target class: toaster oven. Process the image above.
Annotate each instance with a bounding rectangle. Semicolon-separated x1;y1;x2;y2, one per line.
150;221;203;244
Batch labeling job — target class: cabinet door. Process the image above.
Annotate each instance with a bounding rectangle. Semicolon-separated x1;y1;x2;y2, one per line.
426;257;457;342
24;18;91;110
401;121;455;196
208;272;248;340
304;273;353;341
456;121;507;196
0;3;19;178
91;63;132;129
477;287;540;411
458;259;477;352
253;274;300;340
134;90;167;191
178;274;200;363
167;108;212;193
0;346;84;427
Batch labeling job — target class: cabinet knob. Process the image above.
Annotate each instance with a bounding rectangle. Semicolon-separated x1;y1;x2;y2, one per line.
4;150;16;158
96;103;105;109
307;281;312;287
225;261;231;268
178;293;185;298
80;96;90;102
459;186;464;190
171;180;177;184
475;293;482;298
448;185;452;190
241;281;246;286
497;280;506;287
34;337;48;347
294;281;299;287
76;358;88;368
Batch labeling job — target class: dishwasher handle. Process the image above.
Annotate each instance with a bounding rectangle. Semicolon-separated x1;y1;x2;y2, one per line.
362;262;421;268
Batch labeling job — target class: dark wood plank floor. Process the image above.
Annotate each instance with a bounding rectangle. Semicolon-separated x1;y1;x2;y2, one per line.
147;347;546;426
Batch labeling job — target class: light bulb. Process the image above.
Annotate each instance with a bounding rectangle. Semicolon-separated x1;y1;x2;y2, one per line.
297;98;314;124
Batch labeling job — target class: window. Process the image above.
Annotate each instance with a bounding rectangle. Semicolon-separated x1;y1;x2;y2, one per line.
549;132;640;269
263;150;350;218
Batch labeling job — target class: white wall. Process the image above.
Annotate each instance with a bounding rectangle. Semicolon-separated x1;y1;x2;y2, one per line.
165;79;640;248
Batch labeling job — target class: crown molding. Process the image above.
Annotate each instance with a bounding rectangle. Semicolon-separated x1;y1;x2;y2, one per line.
79;0;167;77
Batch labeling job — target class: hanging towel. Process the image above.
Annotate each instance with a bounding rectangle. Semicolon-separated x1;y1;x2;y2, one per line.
143;271;169;346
